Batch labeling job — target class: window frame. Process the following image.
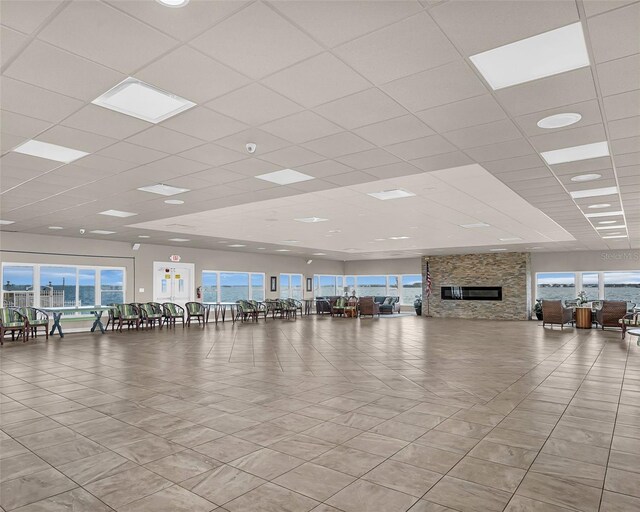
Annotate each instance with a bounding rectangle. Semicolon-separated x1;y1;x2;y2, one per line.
201;270;266;303
535;270;640;302
280;273;303;299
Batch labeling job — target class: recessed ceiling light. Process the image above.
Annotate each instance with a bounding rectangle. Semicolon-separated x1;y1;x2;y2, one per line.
228;244;246;247
13;140;89;163
528;246;543;249
584;210;623;218
48;226;63;230
90;230;116;235
537;113;582;129
571;173;601;182
0;220;15;225
138;183;190;196
596;225;626;230
313;252;326;256
606;232;622;235
92;77;196;123
138;235;150;238
168;238;190;242
602;235;627;239
257;247;266;250
255;169;314;185
295;217;328;223
569;186;618;199
598;220;618;225
276;249;291;252
389;236;410;240
469;23;589;90
499;237;523;241
99;209;137;217
490;248;507;251
282;240;301;243
588;203;611;209
461;223;490;228
374;238;386;242
157;0;189;7
164;199;184;205
541;141;609;165
367;189;416;201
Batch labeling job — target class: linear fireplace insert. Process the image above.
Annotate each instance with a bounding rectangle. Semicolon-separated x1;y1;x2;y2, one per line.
441;286;502;301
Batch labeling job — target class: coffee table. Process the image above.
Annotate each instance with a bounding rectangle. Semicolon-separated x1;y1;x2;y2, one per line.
575;306;593;329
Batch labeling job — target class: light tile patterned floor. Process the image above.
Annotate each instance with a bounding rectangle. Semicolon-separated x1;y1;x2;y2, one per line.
1;316;639;511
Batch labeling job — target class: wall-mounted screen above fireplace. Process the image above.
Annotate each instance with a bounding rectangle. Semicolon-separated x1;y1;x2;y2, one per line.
441;286;502;301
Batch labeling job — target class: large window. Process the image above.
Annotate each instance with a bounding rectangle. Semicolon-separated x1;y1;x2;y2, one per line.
401;275;422;305
356;275;387;297
1;263;125;307
316;275;339;296
536;272;576;301
581;272;599;301
201;271;264;303
280;274;302;299
604;272;640;305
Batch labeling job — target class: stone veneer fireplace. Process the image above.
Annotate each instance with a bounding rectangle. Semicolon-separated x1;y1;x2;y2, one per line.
422;252;531;320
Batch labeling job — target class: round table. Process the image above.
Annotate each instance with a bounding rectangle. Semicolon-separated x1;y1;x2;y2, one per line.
575;307;593;329
627;328;640;346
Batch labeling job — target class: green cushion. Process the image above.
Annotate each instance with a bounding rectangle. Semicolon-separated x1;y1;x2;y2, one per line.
3;321;25;328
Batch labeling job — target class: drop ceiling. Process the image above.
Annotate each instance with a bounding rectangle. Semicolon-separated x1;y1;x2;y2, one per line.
1;0;638;259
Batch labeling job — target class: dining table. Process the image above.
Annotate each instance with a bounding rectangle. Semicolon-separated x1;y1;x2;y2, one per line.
41;306;112;338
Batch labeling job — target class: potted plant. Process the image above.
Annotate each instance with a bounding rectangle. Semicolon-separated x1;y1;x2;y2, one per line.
534;299;543;320
414;295;422;316
576;291;587;306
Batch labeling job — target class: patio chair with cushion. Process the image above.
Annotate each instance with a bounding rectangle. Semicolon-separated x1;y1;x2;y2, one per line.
19;307;49;340
185;302;206;326
541;300;574;329
359;297;380;318
620;311;640;340
332;296;347;317
140;303;163;329
236;300;258;322
0;308;28;345
595;300;628;330
248;300;268;320
118;304;141;331
286;298;303;317
105;304;120;331
163;303;185;327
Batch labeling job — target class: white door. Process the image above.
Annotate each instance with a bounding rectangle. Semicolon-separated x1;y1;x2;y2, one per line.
153;262;194;308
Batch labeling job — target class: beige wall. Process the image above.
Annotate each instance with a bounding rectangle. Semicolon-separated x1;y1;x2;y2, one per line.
344;257;421;276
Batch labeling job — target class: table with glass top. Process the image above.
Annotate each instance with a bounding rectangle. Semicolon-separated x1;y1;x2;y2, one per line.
41;306;112;337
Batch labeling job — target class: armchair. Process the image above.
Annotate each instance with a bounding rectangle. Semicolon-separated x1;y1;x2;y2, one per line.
595;301;627;330
19;307;49;339
118;304;141;331
315;297;332;315
620;312;640;340
332;296;347;317
375;296;400;314
185;302;206;326
140;302;164;328
359;297;380;317
0;308;28;344
541;300;574;329
163;303;185;327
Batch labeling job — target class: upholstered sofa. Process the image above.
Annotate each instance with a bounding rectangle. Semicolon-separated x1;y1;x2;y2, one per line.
374;296;400;314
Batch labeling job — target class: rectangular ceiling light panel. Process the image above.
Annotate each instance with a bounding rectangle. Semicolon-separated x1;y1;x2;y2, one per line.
470;23;590;90
584;210;624;218
570;186;618;199
541;141;609;165
90;230;116;235
255;169;314;185
367;189;416;200
137;184;190;196
99;209;138;218
13;140;89;163
92;77;196;123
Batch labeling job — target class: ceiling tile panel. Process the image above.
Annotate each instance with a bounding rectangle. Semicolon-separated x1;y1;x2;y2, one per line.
335;11;460;84
314;88;408;129
260;111;342;144
61;104;150;140
596;53;640;97
206;83;303;126
363;161;423;179
0;0;63;34
38;0;178;74
162;107;247;141
191;2;322;79
105;0;248;42
588;2;640;63
513;99;603;137
409;151;474;172
528;123;607;152
302;132;374;159
37;125;117;153
0;77;84;123
0;25;28;66
4;40;124;100
296;160;353;179
126;126;205;154
611;136;640;156
262;52;370;108
495;67;597;116
336;149;401;170
259;145;325;167
603;91;640;121
1;110;52;139
136;46;249;104
381;60;487;112
0;152;64;172
385;134;458;160
214;128;291;155
443;119;521;149
96;141;168;165
608;116;640;139
222;158;281;177
354;115;434;146
269;0;423;48
482;154;546;174
178;143;246;167
429;0;579;55
465;139;535;162
0;133;26;153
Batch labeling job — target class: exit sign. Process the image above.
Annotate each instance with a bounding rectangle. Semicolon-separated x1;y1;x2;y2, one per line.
169;255;181;262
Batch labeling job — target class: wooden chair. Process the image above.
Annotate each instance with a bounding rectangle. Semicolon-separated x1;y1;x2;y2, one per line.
19;307;49;340
595;301;628;330
331;297;347;317
541;300;574;329
140;303;163;329
185;302;206;325
162;303;185;327
118;304;140;331
620;312;640;340
0;308;28;345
